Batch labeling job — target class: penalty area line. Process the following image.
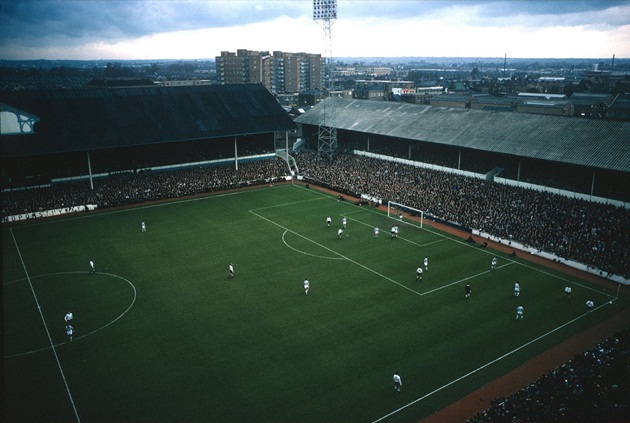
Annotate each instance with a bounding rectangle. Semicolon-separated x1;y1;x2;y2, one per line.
249;210;422;297
420;262;515;296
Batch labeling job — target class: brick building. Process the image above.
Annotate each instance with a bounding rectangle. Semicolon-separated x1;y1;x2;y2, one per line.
216;50;323;95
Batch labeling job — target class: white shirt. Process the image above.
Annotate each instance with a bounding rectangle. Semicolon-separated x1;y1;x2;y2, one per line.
338;228;343;236
90;260;94;268
374;227;379;234
65;312;73;322
229;264;234;273
517;306;524;314
514;283;520;291
304;279;309;288
565;287;572;294
424;257;428;266
417;267;423;275
393;374;402;385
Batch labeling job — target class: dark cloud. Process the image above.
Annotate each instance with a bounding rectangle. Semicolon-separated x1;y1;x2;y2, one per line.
1;0;628;57
2;0;125;40
2;0;628;44
343;0;630;26
473;0;630;28
0;0;308;44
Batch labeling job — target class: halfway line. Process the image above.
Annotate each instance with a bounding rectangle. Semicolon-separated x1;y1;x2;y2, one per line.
9;229;81;423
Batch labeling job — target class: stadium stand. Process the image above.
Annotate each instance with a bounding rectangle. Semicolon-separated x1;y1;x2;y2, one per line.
1;84;296;190
7;149;627;280
1;158;289;215
294;151;630;280
0;84;296;157
2;86;628;421
467;328;629;422
3;85;629;280
296;98;630;203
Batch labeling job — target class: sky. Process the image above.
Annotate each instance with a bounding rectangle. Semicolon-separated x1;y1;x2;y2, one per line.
1;0;629;61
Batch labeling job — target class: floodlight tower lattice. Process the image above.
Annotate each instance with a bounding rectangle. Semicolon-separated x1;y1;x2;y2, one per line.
313;0;337;163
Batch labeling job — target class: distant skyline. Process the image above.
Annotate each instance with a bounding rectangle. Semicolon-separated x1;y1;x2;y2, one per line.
1;0;629;61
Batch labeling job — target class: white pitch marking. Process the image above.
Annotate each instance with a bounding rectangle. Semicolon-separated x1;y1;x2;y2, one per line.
371;299;616;423
10;229;82;423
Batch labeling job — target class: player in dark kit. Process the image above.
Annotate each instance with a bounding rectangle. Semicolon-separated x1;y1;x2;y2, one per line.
465;284;471;298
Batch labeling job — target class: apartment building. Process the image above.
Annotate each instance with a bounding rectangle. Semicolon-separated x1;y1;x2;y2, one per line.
215;49;265;85
216;50;323;94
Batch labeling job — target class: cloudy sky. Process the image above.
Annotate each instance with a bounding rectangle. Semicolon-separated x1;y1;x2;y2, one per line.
1;0;628;61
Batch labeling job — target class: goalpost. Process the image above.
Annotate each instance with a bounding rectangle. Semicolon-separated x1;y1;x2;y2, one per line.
387;201;424;229
611;283;621;303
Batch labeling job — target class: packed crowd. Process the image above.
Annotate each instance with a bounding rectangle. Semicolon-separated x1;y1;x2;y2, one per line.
353;139;629;202
3;151;629;278
2;158;288;216
3;149;627;421
295;152;630;279
467;328;629;422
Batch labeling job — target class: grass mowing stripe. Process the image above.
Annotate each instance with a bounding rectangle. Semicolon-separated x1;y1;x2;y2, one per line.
4;271;137;358
2;185;284;229
249;208;424;297
504;259;612;297
343;213;447;248
343;209;608;297
371;300;616;423
330;210;535;298
409;224;612;297
5;184;625;422
425;223;609;296
281;230;345;260
9;229;81;423
248;195;327;211
420;262;515;296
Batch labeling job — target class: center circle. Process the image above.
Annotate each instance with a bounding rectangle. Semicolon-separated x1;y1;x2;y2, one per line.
3;271;136;358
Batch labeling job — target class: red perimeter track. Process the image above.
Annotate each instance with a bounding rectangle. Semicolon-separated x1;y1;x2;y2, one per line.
15;180;628;422
298;182;629;423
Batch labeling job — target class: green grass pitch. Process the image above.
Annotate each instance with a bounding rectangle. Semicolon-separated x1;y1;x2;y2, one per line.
3;183;627;422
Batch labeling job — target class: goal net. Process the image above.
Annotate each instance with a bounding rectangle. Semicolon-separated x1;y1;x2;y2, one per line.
387;201;424;229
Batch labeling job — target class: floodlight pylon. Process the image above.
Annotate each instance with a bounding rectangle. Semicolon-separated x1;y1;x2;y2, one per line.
313;0;337;164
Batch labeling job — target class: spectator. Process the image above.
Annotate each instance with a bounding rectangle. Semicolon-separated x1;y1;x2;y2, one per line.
3;151;629;279
294;151;630;279
468;328;630;422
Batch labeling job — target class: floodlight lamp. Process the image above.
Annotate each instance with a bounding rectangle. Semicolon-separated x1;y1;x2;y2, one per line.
313;0;337;20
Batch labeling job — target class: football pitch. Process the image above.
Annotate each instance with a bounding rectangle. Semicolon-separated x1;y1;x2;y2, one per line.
3;183;627;423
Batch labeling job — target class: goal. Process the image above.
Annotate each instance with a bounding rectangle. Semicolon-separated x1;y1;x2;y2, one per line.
387;201;424;229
